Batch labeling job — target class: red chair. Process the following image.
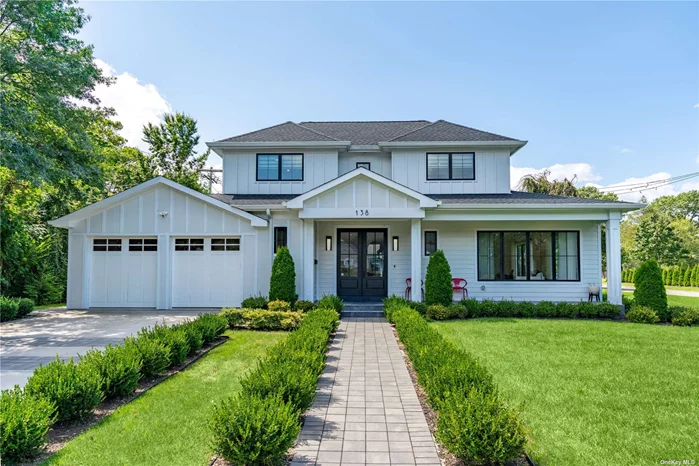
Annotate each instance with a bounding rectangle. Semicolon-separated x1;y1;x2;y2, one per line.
405;278;424;301
452;278;468;299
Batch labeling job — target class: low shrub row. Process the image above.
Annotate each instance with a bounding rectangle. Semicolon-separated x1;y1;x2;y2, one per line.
623;291;699;327
390;305;526;465
0;313;227;464
239;296;317;313
383;295;621;323
210;308;339;465
220;308;304;331
0;296;35;322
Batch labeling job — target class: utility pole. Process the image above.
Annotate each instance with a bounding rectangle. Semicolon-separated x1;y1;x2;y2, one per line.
199;167;223;193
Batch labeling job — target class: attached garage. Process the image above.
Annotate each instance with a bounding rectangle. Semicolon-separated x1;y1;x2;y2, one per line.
50;177;269;310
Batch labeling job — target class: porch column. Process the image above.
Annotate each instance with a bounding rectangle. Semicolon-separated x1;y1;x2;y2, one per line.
410;219;422;302
302;219;315;302
606;212;622;306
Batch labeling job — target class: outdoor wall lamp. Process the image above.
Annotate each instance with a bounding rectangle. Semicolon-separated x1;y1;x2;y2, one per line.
393;236;399;251
326;236;332;251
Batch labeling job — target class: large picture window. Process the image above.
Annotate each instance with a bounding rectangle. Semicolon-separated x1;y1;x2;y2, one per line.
426;152;475;180
477;231;580;281
256;154;303;181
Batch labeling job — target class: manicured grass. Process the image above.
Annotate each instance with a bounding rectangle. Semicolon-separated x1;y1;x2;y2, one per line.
623;291;699;309
622;282;699;293
432;319;699;466
35;303;66;310
44;330;285;466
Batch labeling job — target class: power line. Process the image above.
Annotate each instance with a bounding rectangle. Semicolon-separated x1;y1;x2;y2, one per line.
599;172;699;194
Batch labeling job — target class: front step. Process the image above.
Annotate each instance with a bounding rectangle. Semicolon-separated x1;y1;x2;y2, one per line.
342;303;384;318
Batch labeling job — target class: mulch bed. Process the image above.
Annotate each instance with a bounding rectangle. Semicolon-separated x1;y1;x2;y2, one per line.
22;336;228;466
391;325;532;466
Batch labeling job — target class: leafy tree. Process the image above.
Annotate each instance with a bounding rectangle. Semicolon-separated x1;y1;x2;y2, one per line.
577;186;619;201
646;191;699;225
424;250;453;306
632;213;688;266
633;260;667;318
517;170;578;196
142;113;210;191
268;247;297;303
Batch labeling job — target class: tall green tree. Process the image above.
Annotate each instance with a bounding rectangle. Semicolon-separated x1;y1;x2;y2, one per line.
633;213;688;266
142;113;210;191
517;170;578;196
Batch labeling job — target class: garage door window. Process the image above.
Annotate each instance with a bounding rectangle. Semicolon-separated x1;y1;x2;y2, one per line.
129;239;157;252
93;239;122;252
175;238;204;251
211;238;240;252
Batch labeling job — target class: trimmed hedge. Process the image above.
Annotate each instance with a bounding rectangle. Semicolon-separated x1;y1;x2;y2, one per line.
0;387;56;463
210;308;339;465
220;308;304;331
79;344;142;398
383;295;621;323
0;296;36;322
391;306;526;464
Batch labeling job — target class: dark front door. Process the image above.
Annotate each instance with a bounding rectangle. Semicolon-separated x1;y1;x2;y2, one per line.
337;229;388;299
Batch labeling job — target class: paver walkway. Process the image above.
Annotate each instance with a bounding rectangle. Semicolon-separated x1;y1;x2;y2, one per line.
292;317;441;466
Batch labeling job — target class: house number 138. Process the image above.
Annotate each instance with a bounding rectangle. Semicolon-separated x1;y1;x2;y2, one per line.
356;209;369;216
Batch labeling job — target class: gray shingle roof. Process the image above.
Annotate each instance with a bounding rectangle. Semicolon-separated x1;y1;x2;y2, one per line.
389;120;518;142
216;120;522;145
210;193;297;206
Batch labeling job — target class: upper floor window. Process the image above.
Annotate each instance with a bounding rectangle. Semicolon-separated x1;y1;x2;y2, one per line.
256;154;303;181
426;152;475;181
356;162;371;170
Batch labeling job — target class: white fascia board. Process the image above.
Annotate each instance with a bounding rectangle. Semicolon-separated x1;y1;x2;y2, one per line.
284;167;439;209
435;202;644;212
379;140;528;155
207;141;351;150
49;176;268;229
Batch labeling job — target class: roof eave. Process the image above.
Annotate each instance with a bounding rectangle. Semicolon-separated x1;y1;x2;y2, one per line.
435;202;645;211
206;141;351;156
378;140;528;154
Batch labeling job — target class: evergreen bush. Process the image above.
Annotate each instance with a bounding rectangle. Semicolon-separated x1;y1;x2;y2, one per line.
683;267;692;287
672;266;682;286
633;260;668;316
240;295;268;309
17;298;35;318
0;387;56;462
626;306;659;324
79;344;142;399
670;307;699;327
269;246;297;303
317;294;344;312
424;250;453;306
0;296;19;322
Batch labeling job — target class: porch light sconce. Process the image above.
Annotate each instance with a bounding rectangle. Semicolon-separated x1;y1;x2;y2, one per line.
326;236;332;251
393;236;399;251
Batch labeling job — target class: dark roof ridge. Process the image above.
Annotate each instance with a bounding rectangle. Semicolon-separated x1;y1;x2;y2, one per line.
386;120;442;142
437;120;521;142
288;121;341;141
298;120;431;124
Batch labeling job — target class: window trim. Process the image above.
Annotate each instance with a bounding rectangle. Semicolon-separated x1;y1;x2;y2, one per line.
93;238;122;252
256;153;304;182
476;230;581;282
424;230;438;256
174;238;205;252
211;237;241;252
426;152;476;181
274;226;288;254
128;238;158;252
356;162;371;170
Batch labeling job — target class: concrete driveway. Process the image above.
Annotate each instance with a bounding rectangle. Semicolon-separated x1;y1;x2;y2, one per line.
0;307;216;390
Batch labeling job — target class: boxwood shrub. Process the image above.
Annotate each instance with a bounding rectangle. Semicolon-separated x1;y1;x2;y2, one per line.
220;308;304;331
670;307;699;327
293;300;316;312
390;305;526;464
25;357;103;422
625;306;659;324
318;294;344;312
0;387;56;462
210;308;339;465
17;298;35;318
179;320;204;355
240;295;268;310
139;323;190;367
0;296;19;322
193;313;228;343
80;344;142;399
128;336;170;379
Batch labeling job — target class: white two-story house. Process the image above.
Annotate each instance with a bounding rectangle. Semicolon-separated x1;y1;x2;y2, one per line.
51;120;642;309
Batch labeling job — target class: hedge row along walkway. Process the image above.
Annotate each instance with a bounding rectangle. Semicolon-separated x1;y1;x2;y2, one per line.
291;317;440;466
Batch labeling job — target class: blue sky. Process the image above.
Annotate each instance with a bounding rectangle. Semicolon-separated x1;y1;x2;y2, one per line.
79;1;699;200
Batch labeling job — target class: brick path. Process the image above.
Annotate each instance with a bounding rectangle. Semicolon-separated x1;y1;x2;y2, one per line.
291;317;441;466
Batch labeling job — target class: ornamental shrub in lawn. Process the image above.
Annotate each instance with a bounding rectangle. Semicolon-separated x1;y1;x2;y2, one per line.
210;393;300;466
0;387;56;462
0;296;19;322
671;307;699;327
240;295;268;309
128;336;170;378
267;300;291;312
437;389;526;466
25;357;102;422
269;246;297;303
424;250;453;306
317;294;344;312
626;306;659;324
293;300;315;312
633;260;667;316
426;304;449;320
80;344;142;399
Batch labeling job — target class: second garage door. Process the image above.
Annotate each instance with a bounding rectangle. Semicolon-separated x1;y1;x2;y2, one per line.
172;237;243;308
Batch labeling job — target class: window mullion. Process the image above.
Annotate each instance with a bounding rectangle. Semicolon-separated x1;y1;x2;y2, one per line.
525;232;530;281
499;232;504;281
448;153;452;180
551;232;557;282
278;155;283;181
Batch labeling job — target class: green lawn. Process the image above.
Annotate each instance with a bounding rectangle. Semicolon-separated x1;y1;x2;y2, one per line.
432;319;699;466
44;330;285;466
623;291;699;309
35;303;66;310
622;282;699;293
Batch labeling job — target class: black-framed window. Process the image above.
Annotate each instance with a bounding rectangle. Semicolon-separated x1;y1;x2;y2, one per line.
128;238;157;252
274;227;288;253
477;231;580;281
356;162;371;170
426;152;475;180
424;231;437;256
93;239;122;252
175;238;204;251
211;238;240;252
256;154;303;181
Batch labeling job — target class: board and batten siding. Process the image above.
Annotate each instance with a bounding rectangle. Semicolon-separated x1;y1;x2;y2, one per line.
338;152;392;178
391;149;511;194
221;150;339;194
66;185;267;309
420;220;602;302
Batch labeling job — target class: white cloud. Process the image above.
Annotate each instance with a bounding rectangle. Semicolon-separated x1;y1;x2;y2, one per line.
696;154;699;164
94;59;172;149
592;172;699;203
695;103;699;108
620;148;633;154
510;163;601;189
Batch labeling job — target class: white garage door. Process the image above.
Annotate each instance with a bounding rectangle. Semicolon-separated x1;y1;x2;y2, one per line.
172;237;243;308
90;238;157;307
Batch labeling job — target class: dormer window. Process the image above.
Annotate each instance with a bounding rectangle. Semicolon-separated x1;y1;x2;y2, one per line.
426;152;475;180
256;154;303;181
